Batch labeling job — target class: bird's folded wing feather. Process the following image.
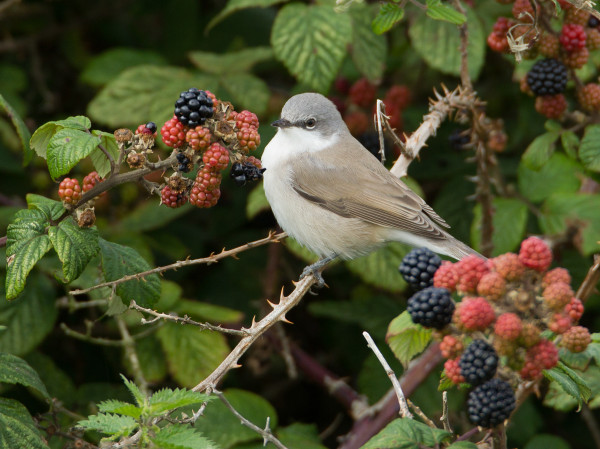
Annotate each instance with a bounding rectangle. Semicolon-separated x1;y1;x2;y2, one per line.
289;151;451;239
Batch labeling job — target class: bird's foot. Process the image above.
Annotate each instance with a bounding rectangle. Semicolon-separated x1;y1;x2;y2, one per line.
299;255;336;292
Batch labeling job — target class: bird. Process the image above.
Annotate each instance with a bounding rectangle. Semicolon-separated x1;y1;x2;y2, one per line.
261;92;483;284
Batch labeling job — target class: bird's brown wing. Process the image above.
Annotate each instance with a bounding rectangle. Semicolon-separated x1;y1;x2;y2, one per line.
289;148;451;240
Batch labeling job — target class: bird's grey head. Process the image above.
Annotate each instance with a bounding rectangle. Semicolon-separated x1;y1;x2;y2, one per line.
272;93;347;136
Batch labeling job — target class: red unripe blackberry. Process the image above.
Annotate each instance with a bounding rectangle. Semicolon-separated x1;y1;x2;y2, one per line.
543;267;571;287
203;143;230;171
477;272;506;301
526;59;568;97
518;236;552;272
344;111;369;136
561;326;591;353
174;88;214;128
407;287;455;329
577;83;600;111
384;85;411;111
82;171;102;193
195;166;222;192
440;335;464;359
520;358;543;380
444;358;465;385
58;178;82;205
487;31;509;53
519;323;541;348
398;247;442;290
491;253;526;281
329;96;346;115
549;313;572;334
527;339;559;372
334;76;351;95
535;94;567;119
543;281;574;310
459;339;498;386
136;122;157;136
467;378;515;428
494;313;522;341
161;116;187;148
433;261;458;291
563;46;589;68
235;110;259;130
455;297;496;331
349;78;376;108
161;185;187;208
455;255;490;293
186;126;212;152
538;33;559;58
557;0;572;10
566;7;589;26
236;126;261;153
245;156;262;169
512;0;535;18
587;28;600;50
189;182;221;208
560;24;587;51
566;297;584;322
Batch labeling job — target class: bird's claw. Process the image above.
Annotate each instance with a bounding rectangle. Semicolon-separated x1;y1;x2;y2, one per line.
300;265;327;290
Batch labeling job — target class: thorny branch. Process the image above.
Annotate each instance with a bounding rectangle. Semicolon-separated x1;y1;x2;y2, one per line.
69;231;287;296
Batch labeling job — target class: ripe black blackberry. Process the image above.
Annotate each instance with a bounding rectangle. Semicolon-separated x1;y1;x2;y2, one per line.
176;152;192;173
589;15;600;28
399;247;442;290
467;378;515;427
526;59;568;96
146;121;157;133
407;287;454;329
230;162;266;186
174;88;214;127
459;340;498;386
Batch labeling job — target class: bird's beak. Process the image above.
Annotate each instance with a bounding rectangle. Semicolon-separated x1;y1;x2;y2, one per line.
271;118;292;128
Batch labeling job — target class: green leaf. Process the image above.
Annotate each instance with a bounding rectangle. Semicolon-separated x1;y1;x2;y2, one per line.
426;0;466;24
543;365;589;409
77;413;138;437
345;242;409;292
246;183;269;220
189;47;273;75
125;335;168;383
48;218;100;283
524;434;570;449
579;123;600;171
220;72;270;117
544;365;600;411
277;423;328;449
350;4;387;81
557;361;592;401
97;399;141;419
206;0;286;32
409;8;484;79
518;153;583;202
561;130;580;159
81;47;166;87
0;353;50;399
372;4;405;35
0;93;33;165
24;352;77;405
53;116;92;130
522;131;560;170
386;312;433;367
88;65;217;128
471;197;528;256
447;442;479;449
91;131;120;178
0;398;50;449
46;128;101;179
120;374;147;407
156;323;229;388
5;209;53;299
0;274;57;355
99;238;161;307
192;389;278;447
175;300;244;324
29;122;58;159
148;388;211;415
362;418;451;449
271;3;353;93
151;425;218;449
539;193;600;255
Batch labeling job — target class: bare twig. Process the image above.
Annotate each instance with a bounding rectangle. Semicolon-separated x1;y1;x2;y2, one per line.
115;315;149;396
69;231;287;296
474;140;495;256
406;399;436;428
362;331;412;419
440;391;452;432
453;0;472;91
56;296;108;310
576;254;600;302
60;323;125;347
130;300;248;337
213;388;288;449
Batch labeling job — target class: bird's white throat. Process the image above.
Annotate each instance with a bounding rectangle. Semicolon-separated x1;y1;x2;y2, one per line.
262;127;339;168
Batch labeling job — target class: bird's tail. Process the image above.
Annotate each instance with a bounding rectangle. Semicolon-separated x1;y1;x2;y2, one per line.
439;231;486;261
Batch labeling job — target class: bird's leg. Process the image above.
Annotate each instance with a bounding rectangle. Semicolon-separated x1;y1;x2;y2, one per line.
300;254;337;289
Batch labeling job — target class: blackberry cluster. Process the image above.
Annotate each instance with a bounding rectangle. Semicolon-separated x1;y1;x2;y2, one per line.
407;287;454;329
526;59;568;96
467;379;516;427
459;340;498;386
176;152;192;173
174;88;214;127
399;247;442;290
230;161;266;186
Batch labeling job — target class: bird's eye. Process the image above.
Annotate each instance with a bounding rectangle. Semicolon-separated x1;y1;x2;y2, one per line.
305;118;316;129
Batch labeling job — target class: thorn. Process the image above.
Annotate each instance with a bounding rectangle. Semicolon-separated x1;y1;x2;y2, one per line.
232;364;242;369
280;316;294;325
291;280;298;286
280;286;286;300
266;300;277;309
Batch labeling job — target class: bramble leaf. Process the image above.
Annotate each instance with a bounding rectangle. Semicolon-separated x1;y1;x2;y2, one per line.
0;93;33;165
372;4;404;35
46;128;100;179
362;418;451;448
0;353;50;399
151;425;218;449
350;4;387;81
0;398;49;449
386;311;432;367
77;413;138;437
